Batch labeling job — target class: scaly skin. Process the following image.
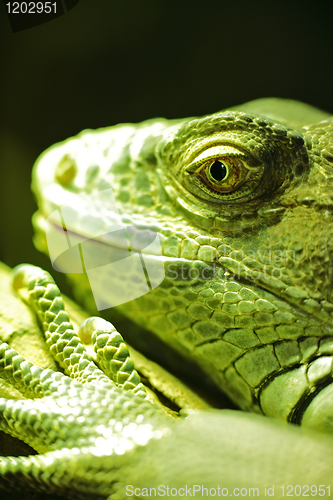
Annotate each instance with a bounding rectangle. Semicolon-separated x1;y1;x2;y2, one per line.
32;97;333;430
1;266;333;499
1;98;333;498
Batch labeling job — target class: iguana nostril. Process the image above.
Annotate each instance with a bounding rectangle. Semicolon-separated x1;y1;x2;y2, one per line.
55;154;78;186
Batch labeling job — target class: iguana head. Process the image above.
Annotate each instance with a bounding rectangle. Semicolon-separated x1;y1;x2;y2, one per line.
32;98;333;430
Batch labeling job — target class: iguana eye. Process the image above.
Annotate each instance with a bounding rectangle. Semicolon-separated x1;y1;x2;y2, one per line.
184;145;263;201
197;157;248;193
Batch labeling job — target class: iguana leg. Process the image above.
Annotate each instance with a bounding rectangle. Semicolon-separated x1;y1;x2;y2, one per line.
0;439;144;499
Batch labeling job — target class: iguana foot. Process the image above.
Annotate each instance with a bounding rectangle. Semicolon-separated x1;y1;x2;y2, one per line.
0;264;170;498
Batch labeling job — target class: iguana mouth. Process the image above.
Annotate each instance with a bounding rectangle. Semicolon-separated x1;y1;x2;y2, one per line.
34;207;330;327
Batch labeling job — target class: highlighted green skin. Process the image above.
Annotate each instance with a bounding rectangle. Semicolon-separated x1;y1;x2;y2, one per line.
32;98;333;431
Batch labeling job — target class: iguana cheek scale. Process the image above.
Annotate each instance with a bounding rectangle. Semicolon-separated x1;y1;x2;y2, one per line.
31;97;333;431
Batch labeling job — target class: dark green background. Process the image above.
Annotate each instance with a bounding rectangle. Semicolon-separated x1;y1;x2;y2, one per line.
1;0;333;288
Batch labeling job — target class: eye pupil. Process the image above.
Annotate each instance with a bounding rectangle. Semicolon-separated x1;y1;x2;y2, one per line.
209;160;227;182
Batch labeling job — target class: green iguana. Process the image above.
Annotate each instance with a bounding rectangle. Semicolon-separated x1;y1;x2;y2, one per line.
1;98;333;499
